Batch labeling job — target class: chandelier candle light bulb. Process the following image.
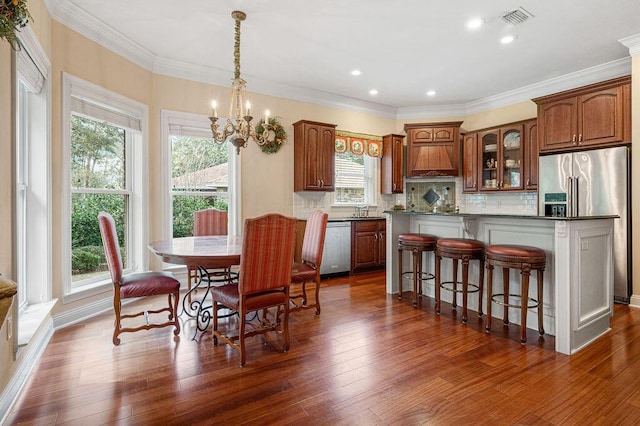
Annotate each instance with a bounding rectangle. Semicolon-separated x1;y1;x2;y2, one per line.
208;10;277;155
211;100;217;118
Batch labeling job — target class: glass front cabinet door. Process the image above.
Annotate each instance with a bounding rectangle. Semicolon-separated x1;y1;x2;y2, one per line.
480;124;524;191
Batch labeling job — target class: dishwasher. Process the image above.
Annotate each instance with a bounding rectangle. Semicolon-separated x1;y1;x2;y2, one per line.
320;221;351;276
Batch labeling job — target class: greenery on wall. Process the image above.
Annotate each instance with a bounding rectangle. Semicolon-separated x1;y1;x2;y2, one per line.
0;0;32;50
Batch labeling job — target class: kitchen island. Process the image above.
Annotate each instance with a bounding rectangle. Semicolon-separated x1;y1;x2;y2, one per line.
385;211;617;355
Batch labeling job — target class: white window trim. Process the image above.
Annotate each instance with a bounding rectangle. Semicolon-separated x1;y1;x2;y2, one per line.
160;110;241;243
15;26;54;345
332;154;379;207
61;73;149;303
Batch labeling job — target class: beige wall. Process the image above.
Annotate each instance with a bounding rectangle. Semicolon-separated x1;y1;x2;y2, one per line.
631;56;640;298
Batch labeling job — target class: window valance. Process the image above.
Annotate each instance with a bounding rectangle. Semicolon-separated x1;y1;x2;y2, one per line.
335;130;382;157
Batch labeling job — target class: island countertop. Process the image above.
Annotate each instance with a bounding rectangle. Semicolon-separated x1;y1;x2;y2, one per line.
384;210;618;221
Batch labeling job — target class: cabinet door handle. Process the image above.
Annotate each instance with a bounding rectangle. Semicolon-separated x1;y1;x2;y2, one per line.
572;134;577;145
393;183;396;191
379;232;384;240
317;179;321;187
320;179;324;188
578;134;582;143
526;179;530;188
374;233;378;241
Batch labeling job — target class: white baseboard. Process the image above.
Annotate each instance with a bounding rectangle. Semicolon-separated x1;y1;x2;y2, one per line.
628;294;640;309
0;316;54;425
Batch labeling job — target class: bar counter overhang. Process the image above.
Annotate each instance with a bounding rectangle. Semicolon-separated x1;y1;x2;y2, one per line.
385;210;617;355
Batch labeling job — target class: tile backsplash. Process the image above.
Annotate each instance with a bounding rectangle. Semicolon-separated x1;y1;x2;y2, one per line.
406;181;456;212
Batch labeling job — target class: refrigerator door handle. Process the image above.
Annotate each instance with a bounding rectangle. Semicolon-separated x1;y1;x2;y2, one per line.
567;176;579;217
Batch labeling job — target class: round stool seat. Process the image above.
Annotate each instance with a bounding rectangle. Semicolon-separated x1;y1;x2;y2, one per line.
486;245;546;265
398;233;438;307
399;233;438;247
437;238;485;256
485;244;546;344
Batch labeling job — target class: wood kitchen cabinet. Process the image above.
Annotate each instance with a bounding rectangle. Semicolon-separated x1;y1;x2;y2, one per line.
523;119;538;190
404;122;463;177
293;120;337;191
533;76;631;153
462;132;479;192
462;119;537;193
381;134;404;194
351;219;385;273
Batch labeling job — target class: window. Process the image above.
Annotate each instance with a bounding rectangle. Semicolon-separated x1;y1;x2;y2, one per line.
334;151;377;205
162;110;239;240
62;73;148;300
14;29;53;345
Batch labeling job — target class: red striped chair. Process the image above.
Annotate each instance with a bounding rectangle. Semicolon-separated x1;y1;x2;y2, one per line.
290;210;328;315
210;213;297;366
187;209;229;303
98;212;180;345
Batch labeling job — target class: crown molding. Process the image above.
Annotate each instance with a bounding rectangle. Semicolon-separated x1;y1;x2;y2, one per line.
46;0;155;70
620;33;640;56
47;0;633;121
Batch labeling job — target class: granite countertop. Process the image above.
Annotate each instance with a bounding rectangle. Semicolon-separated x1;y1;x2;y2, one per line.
327;217;386;222
383;210;619;221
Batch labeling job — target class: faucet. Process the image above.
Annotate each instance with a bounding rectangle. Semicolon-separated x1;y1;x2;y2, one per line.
354;205;369;218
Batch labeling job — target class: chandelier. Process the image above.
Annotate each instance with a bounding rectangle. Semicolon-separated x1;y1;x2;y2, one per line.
210;11;273;155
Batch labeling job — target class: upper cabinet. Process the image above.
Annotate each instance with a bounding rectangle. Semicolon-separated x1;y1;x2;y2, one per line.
381;134;404;194
533;76;631;153
294;120;337;192
404;122;463;177
462;119;537;193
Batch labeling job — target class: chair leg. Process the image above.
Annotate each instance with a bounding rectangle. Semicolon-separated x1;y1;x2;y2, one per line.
451;259;458;308
461;256;469;324
537;269;545;336
112;291;122;346
412;249;419;307
435;252;441;315
283;289;291;352
171;292;180;336
212;300;219;346
239;307;247;367
503;267;510;325
485;263;493;333
398;247;403;300
520;268;531;344
314;276;321;316
478;259;485;317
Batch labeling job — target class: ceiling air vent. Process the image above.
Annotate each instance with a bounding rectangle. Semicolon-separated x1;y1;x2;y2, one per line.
501;7;534;25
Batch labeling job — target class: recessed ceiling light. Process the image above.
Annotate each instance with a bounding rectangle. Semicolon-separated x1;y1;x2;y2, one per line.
426;90;436;97
465;18;485;30
500;35;517;44
351;69;361;76
369;89;378;95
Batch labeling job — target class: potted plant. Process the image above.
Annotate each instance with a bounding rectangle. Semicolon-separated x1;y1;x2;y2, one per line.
1;0;32;50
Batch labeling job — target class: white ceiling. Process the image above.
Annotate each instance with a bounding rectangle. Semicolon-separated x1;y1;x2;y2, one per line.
48;0;640;118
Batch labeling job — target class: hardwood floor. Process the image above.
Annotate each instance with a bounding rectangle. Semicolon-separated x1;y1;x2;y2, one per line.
7;271;640;425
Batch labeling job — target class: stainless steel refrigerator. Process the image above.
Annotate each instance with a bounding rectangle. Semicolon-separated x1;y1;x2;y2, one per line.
538;146;631;303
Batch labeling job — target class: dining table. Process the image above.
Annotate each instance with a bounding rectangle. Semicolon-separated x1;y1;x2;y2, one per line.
148;235;242;338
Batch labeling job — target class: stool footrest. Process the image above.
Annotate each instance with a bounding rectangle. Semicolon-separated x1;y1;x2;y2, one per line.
491;293;540;309
401;271;435;281
440;281;480;293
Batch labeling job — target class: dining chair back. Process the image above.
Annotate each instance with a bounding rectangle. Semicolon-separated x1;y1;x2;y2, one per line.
211;213;297;366
98;211;180;345
193;208;228;236
290;210;328;315
188;208;231;303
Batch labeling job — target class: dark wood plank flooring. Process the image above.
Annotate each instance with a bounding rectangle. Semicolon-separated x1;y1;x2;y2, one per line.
7;271;640;425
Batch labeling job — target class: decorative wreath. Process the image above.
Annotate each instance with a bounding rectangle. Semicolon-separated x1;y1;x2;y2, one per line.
256;117;287;154
0;0;32;50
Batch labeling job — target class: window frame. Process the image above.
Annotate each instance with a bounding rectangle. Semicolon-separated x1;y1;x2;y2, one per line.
332;151;379;207
161;110;241;243
61;73;149;303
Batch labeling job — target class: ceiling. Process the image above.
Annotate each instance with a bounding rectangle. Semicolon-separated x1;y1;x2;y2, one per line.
48;0;640;118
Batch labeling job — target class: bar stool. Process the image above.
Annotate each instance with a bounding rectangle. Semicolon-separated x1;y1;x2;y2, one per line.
435;238;485;323
397;233;438;307
485;244;546;343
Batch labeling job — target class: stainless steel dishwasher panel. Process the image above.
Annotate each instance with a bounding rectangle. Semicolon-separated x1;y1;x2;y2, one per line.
320;221;351;275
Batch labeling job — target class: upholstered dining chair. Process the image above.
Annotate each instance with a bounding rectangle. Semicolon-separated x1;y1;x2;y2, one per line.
187;208;229;303
290;210;328;315
210;213;297;366
98;212;180;345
